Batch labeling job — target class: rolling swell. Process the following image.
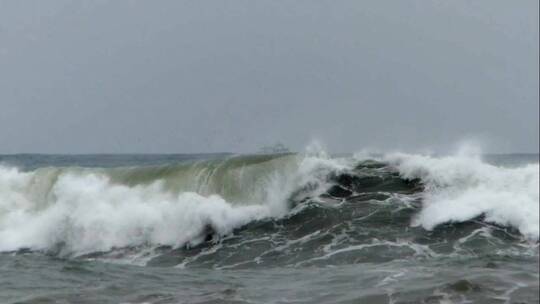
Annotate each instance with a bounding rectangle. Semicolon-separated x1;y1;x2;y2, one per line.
0;152;538;268
0;153;345;256
145;156;536;269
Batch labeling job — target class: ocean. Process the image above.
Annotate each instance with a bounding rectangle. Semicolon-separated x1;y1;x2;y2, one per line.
0;151;538;304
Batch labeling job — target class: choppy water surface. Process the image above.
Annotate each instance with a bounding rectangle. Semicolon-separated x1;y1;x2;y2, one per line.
0;151;538;303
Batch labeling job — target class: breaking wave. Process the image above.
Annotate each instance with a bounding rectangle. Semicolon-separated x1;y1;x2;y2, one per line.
0;152;347;255
0;147;537;259
382;151;539;240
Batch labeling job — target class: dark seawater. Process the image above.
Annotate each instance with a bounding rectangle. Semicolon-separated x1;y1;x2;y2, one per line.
0;152;538;304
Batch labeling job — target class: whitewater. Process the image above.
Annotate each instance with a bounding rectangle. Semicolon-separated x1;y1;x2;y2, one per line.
0;148;538;303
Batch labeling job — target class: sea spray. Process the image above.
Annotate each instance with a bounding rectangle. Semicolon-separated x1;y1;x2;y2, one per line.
0;153;347;255
384;152;539;241
0;148;538;259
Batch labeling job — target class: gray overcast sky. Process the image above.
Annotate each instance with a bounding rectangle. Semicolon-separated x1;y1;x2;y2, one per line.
0;0;538;154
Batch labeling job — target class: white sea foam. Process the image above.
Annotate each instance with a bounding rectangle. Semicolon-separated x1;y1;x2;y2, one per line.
2;147;536;256
0;169;268;254
0;152;346;255
384;151;539;241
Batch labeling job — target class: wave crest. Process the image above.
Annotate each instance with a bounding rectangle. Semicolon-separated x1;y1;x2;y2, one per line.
0;154;346;255
385;153;539;241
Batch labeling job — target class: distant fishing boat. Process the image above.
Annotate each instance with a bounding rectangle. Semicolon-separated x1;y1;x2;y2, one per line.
258;142;290;154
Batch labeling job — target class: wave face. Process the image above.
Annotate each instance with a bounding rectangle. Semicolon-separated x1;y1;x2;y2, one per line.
0;151;537;263
0;153;348;255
